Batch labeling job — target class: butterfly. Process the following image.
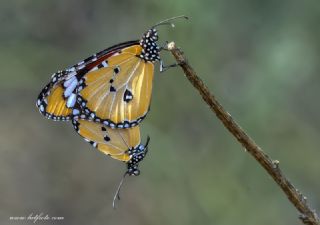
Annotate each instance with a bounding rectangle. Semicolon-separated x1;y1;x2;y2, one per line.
72;119;150;176
72;118;150;207
36;16;188;128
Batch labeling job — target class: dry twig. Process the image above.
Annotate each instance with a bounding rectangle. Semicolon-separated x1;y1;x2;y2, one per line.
167;41;320;225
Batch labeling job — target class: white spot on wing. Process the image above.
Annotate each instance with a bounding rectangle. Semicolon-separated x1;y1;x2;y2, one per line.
78;64;85;70
64;79;78;97
102;61;108;67
67;67;76;72
63;76;77;88
66;94;77;108
90;66;98;72
78;61;85;65
73;109;80;115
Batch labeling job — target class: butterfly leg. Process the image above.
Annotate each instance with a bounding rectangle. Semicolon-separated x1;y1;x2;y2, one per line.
160;60;180;73
159;41;170;51
159;42;182;72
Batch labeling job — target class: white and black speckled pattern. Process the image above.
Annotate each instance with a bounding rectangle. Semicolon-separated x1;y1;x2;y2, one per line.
138;28;161;62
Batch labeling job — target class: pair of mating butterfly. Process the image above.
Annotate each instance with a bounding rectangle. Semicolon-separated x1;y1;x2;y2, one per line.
36;16;186;205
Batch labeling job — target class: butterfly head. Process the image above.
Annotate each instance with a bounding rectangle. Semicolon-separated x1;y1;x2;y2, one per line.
139;29;160;63
126;136;150;176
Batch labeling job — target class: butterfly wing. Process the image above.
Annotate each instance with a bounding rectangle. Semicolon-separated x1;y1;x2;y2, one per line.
36;71;79;120
36;41;140;121
72;119;141;162
77;45;155;128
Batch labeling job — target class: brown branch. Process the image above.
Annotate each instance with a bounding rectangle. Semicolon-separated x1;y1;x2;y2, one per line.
167;42;320;225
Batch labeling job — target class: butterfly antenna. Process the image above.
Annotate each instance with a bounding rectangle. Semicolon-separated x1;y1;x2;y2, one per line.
152;15;189;29
145;136;151;148
112;172;128;209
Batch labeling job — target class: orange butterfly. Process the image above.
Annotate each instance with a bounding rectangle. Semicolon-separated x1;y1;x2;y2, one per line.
36;16;187;128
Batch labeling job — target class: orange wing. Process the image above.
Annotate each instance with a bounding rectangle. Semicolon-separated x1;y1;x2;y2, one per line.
36;41;140;121
36;71;79;121
76;45;155;128
72;119;141;162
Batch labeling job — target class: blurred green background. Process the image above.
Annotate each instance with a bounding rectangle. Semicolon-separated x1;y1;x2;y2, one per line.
0;0;319;225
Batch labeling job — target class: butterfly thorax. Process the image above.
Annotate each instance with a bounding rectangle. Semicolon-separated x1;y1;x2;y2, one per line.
138;28;160;63
126;144;148;176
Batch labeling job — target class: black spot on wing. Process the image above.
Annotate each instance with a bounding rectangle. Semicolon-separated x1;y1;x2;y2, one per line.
101;127;107;131
104;135;110;142
114;67;120;74
110;86;116;92
123;89;133;103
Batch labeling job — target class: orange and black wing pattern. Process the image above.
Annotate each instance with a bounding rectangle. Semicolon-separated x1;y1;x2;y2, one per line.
36;41;140;121
76;29;161;128
76;45;154;128
72;119;149;175
36;70;79;120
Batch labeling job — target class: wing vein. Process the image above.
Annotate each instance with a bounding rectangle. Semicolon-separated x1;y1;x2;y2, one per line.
82;122;125;152
117;129;130;150
108;59;141;118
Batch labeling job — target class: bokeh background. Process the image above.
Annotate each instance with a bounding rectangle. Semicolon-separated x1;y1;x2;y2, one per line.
1;1;319;225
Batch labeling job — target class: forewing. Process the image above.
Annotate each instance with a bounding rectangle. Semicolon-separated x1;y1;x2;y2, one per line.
36;41;140;121
36;71;77;120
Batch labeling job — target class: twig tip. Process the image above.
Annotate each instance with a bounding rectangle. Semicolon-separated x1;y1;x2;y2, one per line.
167;42;176;51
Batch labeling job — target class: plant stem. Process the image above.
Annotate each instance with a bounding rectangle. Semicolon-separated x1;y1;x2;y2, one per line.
167;42;320;225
